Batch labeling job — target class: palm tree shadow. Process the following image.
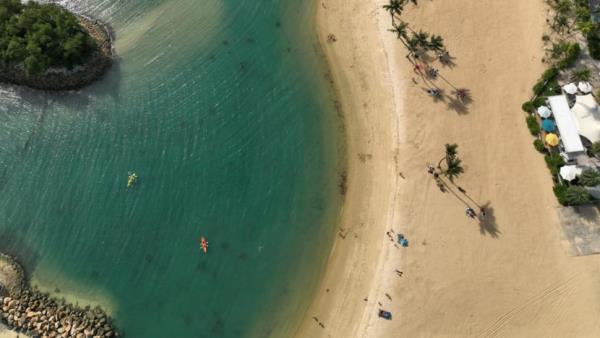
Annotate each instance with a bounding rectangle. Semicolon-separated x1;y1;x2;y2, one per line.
478;202;500;238
439;54;457;69
446;96;469;114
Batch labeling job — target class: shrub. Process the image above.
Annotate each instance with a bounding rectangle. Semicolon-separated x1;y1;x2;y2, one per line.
534;139;546;153
522;101;535;112
553;183;569;205
587;26;600;60
545;153;565;176
542;67;559;81
564;186;592;205
526;115;540;135
579;169;600;186
533;81;547;96
543;78;561;96
557;43;580;69
532;96;546;107
591;141;600;157
571;67;591;81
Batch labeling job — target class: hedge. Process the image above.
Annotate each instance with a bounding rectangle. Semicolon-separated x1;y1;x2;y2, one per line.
526;115;540;136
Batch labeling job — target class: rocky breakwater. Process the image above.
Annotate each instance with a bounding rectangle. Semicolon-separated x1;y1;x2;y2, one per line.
0;15;114;91
0;255;119;338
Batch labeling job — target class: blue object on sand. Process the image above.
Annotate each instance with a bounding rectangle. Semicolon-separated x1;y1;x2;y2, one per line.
378;310;392;320
400;238;409;247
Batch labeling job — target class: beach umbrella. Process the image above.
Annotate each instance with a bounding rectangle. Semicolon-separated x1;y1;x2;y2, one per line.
542;119;556;132
545;133;560;146
537;105;552;118
560;165;581;181
578;81;593;94
563;83;578;95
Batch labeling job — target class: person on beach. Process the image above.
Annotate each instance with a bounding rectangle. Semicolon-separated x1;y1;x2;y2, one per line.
458;186;466;193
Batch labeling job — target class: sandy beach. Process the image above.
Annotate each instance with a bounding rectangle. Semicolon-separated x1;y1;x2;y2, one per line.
299;0;600;337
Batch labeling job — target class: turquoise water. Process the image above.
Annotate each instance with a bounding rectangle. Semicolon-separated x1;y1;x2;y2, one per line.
0;1;341;337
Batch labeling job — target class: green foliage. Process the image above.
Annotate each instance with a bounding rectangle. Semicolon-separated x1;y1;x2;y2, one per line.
532;96;546;107
544;78;561;96
591;141;600;157
579;169;600;186
564;185;592;205
533;81;546;96
553;183;569;205
533;139;546;153
522;101;535;113
0;0;97;75
444;157;464;183
545;153;565;176
571;67;591;81
587;25;600;60
542;67;559;81
557;43;580;69
526;115;540;136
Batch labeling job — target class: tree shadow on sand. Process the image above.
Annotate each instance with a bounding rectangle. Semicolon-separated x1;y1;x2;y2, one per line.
478;202;500;238
445;89;473;114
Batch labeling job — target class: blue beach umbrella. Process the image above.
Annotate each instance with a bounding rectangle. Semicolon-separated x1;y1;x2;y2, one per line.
542;119;556;132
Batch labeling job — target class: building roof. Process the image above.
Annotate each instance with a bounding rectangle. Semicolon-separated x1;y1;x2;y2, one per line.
571;94;600;143
548;95;585;154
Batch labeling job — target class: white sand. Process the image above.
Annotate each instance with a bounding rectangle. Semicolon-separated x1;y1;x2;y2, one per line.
299;0;600;336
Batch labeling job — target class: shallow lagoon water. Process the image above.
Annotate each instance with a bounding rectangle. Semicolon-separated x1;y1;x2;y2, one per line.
0;1;341;337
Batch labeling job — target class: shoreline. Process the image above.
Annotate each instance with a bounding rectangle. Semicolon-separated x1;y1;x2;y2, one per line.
0;13;113;91
0;255;118;337
295;0;403;336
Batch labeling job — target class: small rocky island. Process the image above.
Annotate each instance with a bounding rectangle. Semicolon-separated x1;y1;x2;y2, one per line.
0;0;113;90
0;254;119;338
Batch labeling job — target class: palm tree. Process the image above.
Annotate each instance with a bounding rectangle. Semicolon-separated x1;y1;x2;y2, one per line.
413;30;430;50
552;0;572;15
428;34;445;52
388;21;410;48
564;186;591;205
438;143;458;168
552;15;570;34
383;0;404;23
405;35;420;58
571;67;591;81
579;169;600;187
444;157;464;182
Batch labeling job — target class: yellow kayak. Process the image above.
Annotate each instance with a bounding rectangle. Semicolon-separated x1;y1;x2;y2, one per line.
127;172;138;188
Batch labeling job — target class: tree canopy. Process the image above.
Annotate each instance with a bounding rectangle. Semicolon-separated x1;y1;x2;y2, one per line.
0;0;97;75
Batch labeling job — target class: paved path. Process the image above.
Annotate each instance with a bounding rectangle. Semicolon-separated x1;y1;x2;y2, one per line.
557;205;600;255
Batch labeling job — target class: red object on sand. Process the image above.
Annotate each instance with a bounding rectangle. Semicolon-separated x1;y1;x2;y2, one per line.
200;236;208;253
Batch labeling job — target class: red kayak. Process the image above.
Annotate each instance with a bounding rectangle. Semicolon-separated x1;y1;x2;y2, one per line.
200;236;208;253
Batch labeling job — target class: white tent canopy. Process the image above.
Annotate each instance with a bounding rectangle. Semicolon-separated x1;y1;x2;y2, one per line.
537;105;551;118
548;95;585;154
571;94;600;143
563;83;578;94
560;165;582;181
578;81;593;94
